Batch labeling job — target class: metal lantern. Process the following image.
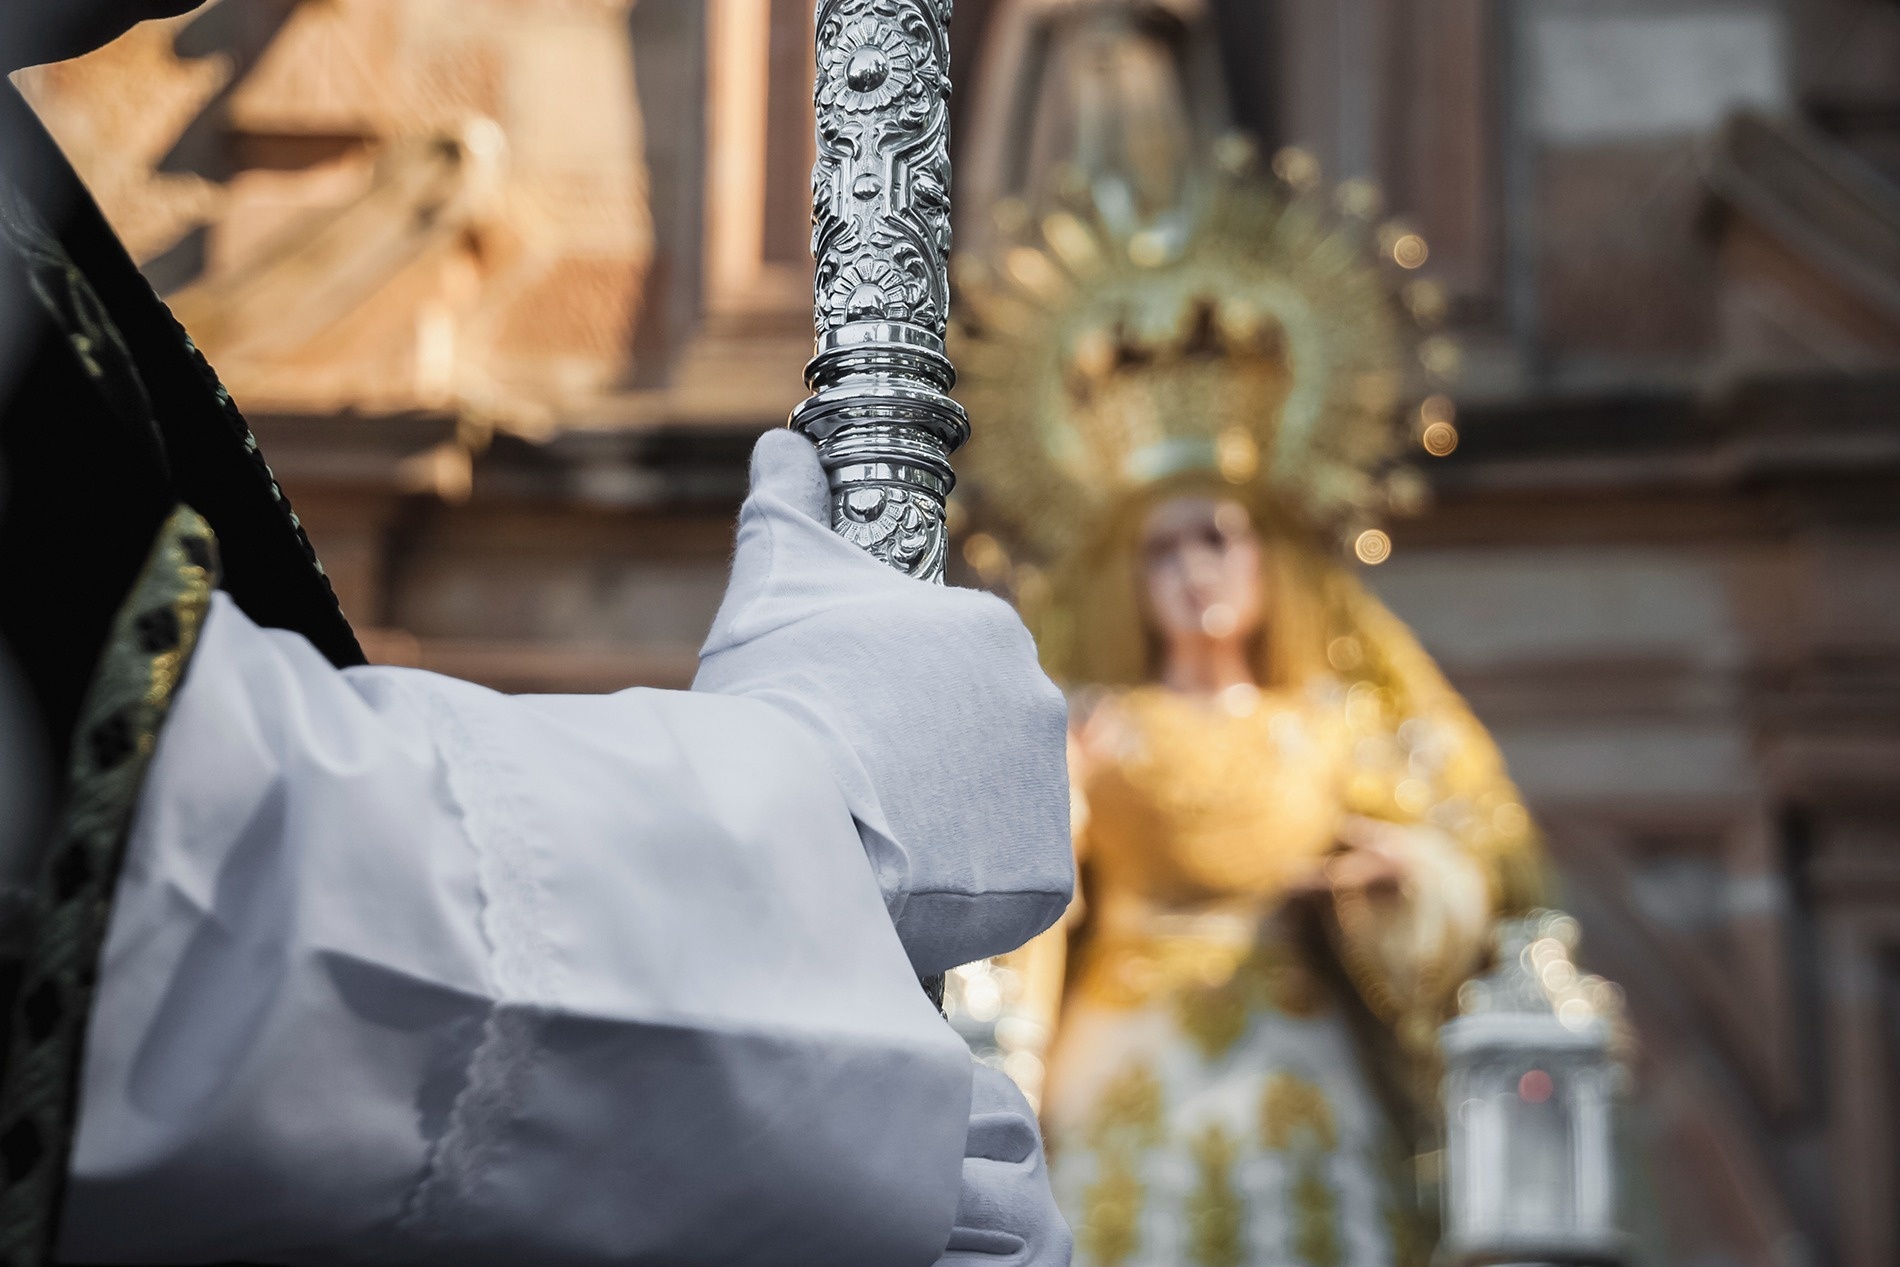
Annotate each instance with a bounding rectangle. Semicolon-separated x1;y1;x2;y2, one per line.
1440;911;1628;1266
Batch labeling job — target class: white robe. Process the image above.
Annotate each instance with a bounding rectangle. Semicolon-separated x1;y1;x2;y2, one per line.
57;593;973;1265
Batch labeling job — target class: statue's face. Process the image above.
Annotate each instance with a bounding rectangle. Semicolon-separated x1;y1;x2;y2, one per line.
2;1;202;71
1138;495;1265;650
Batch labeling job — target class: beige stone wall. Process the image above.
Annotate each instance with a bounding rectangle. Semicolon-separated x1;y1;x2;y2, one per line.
20;0;654;430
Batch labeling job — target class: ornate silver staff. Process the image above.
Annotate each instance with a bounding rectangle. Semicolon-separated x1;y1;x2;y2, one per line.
792;0;967;584
795;0;963;1007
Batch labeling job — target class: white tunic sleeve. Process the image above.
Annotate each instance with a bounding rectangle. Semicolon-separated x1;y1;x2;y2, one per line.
57;593;971;1266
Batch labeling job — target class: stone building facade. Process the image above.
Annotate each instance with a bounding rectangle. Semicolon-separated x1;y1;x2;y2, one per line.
22;1;1900;1264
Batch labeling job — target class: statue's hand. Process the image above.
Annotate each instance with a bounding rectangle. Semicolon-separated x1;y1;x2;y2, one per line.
696;430;1075;975
938;1063;1074;1267
1325;816;1414;901
1283;819;1410;904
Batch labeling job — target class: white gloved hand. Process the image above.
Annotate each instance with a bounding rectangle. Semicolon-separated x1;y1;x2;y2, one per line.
940;1064;1073;1266
695;430;1073;975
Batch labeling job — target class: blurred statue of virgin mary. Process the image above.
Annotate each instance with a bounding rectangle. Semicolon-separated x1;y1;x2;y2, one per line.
950;136;1549;1267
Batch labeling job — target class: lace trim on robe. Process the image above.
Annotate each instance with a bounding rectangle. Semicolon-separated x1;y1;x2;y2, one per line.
396;685;560;1243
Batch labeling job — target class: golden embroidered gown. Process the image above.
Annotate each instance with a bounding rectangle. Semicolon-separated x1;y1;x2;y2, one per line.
1025;595;1544;1267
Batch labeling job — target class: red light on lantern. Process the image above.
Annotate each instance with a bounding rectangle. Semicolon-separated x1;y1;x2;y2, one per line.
1518;1069;1555;1104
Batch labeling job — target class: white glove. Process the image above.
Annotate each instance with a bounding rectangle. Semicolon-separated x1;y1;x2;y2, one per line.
940;1064;1073;1266
695;430;1073;975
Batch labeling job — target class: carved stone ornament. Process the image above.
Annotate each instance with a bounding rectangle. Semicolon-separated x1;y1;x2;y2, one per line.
792;0;968;582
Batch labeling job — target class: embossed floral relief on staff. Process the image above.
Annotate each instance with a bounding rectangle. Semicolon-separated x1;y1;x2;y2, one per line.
793;0;968;582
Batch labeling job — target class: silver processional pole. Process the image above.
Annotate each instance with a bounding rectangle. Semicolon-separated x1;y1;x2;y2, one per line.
795;0;964;1007
793;0;966;585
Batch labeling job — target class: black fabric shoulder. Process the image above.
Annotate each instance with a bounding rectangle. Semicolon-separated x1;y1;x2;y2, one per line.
0;201;175;780
0;85;363;672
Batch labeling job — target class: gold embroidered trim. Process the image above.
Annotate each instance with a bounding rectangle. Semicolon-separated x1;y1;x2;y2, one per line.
1076;929;1329;1065
1080;1152;1145;1267
1185;1124;1246;1267
1289;1151;1345;1267
1260;1072;1339;1154
1078;1060;1166;1265
0;508;219;1266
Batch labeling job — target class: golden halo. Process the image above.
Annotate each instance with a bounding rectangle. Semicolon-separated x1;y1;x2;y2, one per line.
951;142;1444;568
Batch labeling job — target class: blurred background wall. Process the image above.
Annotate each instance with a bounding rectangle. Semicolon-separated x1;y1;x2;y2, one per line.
18;1;1900;1263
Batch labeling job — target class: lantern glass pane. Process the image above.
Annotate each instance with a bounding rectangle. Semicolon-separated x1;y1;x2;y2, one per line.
1498;1074;1576;1233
